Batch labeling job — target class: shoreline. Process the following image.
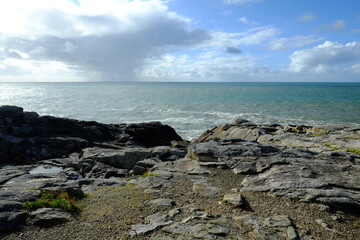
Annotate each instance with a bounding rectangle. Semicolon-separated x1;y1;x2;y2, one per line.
0;105;359;239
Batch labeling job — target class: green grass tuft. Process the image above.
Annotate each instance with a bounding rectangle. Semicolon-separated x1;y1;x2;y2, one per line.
140;171;156;178
22;190;81;213
347;148;360;155
324;144;339;151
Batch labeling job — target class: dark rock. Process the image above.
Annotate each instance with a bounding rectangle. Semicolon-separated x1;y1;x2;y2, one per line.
0;200;22;212
6;212;27;230
27;208;72;227
151;146;187;161
136;158;162;168
132;165;147;175
0;106;23;122
23;112;39;124
123;122;182;147
0;106;183;164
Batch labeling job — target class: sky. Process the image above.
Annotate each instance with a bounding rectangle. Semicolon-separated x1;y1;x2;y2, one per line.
0;0;359;82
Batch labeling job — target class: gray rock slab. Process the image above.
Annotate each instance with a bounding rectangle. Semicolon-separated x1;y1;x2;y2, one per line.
27;208;72;227
130;213;173;238
192;181;220;197
81;147;152;169
0;189;40;202
149;198;176;207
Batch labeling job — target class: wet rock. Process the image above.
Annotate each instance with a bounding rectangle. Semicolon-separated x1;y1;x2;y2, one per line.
27;208;72;227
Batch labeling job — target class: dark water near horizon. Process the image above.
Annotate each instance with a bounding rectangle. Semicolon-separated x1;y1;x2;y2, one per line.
0;82;359;140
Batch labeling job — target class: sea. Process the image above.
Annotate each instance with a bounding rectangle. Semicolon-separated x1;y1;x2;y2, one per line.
0;82;359;140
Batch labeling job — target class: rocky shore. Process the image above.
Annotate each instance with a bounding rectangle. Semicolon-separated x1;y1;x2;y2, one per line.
0;105;359;239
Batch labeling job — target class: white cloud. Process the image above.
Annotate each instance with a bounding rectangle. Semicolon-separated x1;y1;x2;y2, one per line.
299;14;316;22
238;17;258;25
319;19;346;31
269;35;324;51
137;52;264;81
289;41;360;72
209;26;279;48
351;28;360;34
221;10;232;16
0;0;210;81
351;63;360;74
224;0;262;4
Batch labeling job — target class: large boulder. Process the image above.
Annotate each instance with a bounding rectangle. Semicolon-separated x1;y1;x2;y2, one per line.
195;119;270;143
123;122;182;147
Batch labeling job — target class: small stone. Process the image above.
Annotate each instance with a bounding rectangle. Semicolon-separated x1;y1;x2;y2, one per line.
144;189;161;195
168;208;181;218
223;193;245;208
315;219;339;233
171;140;189;148
287;226;298;240
263;215;292;227
209;216;233;228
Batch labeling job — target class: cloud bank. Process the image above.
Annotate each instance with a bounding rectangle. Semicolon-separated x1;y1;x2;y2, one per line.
0;0;359;82
0;0;210;81
289;41;360;73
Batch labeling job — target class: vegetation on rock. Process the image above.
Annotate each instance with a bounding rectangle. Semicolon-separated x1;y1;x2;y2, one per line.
22;190;81;213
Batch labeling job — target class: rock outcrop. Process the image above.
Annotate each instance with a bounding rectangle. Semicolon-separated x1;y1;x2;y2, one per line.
0;105;182;164
0;107;359;239
188;118;360;215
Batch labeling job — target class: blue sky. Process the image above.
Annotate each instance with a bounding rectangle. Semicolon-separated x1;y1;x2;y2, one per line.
0;0;359;82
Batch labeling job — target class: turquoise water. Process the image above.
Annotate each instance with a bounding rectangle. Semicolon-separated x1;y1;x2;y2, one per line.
0;82;359;139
